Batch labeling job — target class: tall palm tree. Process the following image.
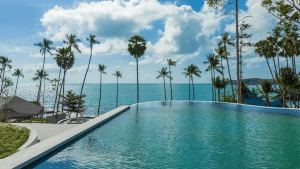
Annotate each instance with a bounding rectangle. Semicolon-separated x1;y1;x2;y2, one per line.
167;59;176;100
53;47;69;114
32;70;49;105
113;71;122;108
127;35;147;104
12;68;24;96
255;40;277;89
60;50;75;114
156;67;169;101
77;34;99;117
182;66;192;101
63;34;81;53
213;76;229;101
98;64;107;116
215;45;227;100
218;32;235;98
34;38;54;102
0;56;12;95
189;64;202;101
203;54;223;101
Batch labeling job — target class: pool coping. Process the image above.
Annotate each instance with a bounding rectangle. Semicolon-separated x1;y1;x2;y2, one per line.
0;105;130;169
14;124;38;151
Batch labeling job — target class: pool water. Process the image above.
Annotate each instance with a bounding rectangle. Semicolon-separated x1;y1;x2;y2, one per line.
28;101;300;168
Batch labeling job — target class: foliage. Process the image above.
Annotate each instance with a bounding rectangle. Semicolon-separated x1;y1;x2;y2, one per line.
60;90;86;117
221;91;236;103
127;35;147;58
0;123;30;159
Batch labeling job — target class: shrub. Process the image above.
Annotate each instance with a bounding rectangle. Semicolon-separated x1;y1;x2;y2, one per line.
0;123;30;159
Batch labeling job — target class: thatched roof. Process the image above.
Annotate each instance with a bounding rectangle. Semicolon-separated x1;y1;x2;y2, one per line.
0;96;44;118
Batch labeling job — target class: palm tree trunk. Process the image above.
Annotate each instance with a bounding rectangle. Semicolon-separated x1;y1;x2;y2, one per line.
37;74;42;103
78;47;93;117
266;94;270;107
214;70;216;102
164;76;166;101
0;69;5;95
221;57;225;101
192;77;195;101
56;78;63;113
226;58;234;98
283;89;287;107
265;58;277;90
62;69;67;114
218;89;220;102
116;77;118;108
286;56;288;68
289;87;291;108
273;57;278;78
189;77;190;101
38;51;46;102
211;70;214;101
169;65;172;100
236;0;241;104
14;76;19;96
98;72;102;116
54;67;62;116
136;57;139;103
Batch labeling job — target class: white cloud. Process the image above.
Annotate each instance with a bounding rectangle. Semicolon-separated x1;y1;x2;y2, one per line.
40;0;226;64
68;64;97;73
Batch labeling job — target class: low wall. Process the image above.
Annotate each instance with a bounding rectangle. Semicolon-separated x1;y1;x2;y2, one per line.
1;105;130;169
46;113;66;123
13;124;38;151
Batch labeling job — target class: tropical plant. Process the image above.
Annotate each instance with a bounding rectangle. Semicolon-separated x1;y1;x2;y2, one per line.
34;38;54;103
215;45;227;99
213;76;229;101
59;90;86;118
127;35;147;103
113;71;122;108
188;64;201;101
167;59;176;100
203;53;222;101
63;34;82;53
156;67;170;101
98;64;107;116
182;66;192;101
78;34;100;117
32;70;48;105
218;33;236;98
255;80;274;107
0;56;12;95
240;81;248;104
12;68;24;96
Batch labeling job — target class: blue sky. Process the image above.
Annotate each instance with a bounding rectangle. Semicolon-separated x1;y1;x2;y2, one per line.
0;0;291;85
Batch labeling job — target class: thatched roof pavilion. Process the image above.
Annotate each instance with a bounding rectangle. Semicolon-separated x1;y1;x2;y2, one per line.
0;96;44;118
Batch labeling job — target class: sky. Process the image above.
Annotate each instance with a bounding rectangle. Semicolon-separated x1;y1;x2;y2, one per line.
0;0;294;85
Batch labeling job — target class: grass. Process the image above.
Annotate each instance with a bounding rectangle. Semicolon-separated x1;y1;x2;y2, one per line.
0;123;30;159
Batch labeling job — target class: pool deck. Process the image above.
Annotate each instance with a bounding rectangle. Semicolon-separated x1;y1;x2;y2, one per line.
12;123;80;142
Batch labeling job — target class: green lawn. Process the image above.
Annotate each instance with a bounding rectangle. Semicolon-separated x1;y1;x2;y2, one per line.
0;123;30;159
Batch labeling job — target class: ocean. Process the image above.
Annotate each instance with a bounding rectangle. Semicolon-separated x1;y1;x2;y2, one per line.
9;83;259;117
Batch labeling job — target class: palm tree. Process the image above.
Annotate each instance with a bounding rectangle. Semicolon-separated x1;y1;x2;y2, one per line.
34;38;54;102
255;80;274;107
0;56;12;95
63;34;81;53
156;67;169;101
255;40;277;89
213;76;229;101
78;34;100;117
240;81;248;104
113;71;122;108
127;35;147;104
167;59;176;100
12;68;24;96
60;50;75;114
215;45;227;100
203;54;223;101
98;64;107;115
32;70;49;105
53;47;69;114
189;64;202;101
219;32;235;98
182;66;192;101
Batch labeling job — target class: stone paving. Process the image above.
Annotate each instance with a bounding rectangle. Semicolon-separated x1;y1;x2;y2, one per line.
12;123;79;141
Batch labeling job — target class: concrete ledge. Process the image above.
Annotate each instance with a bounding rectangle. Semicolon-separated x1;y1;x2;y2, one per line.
0;105;130;169
13;124;38;151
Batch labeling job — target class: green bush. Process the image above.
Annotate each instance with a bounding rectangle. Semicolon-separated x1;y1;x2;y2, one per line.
221;91;236;103
0;123;30;159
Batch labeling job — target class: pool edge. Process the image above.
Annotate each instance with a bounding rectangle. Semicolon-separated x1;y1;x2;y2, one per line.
0;105;130;169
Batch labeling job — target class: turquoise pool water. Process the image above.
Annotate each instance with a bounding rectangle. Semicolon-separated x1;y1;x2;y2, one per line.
28;101;300;168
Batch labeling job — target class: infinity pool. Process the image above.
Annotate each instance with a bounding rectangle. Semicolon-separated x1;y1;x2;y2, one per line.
27;101;300;168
